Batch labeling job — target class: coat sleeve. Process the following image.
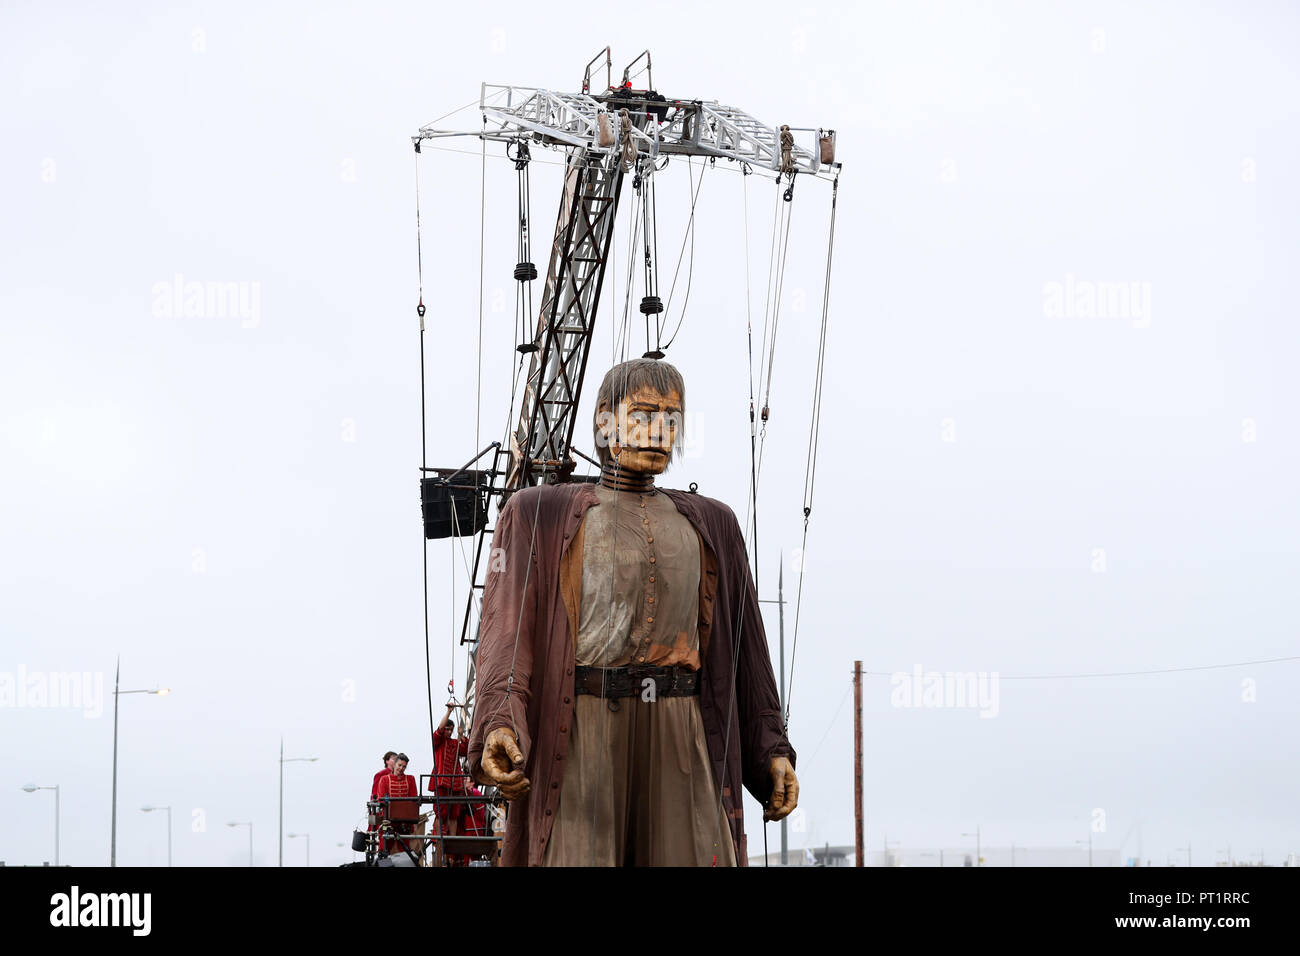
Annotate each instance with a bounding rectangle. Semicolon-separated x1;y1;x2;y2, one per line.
729;509;797;805
467;490;540;783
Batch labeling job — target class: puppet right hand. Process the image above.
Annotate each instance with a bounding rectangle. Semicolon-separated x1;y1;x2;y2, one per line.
481;728;531;800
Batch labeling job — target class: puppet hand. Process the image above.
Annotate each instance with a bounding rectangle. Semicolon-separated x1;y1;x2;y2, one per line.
764;757;798;822
481;728;531;800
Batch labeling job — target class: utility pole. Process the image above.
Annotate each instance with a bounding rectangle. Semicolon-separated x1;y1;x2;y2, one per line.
279;738;283;867
853;660;863;867
111;658;119;867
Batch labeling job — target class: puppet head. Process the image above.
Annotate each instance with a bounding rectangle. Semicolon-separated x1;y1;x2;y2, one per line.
592;359;685;477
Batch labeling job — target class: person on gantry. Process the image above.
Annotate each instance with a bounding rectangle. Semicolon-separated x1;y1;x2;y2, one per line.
429;703;488;863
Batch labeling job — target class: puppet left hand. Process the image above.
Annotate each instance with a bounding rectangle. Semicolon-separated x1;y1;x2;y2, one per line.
764;756;799;822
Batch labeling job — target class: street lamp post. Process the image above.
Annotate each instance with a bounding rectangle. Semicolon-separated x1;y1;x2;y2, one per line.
22;784;59;865
227;822;253;866
961;826;982;867
1074;837;1093;867
278;739;319;866
110;658;170;866
141;806;173;867
288;832;311;867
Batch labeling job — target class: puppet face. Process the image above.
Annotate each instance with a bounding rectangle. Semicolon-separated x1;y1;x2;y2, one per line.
598;385;683;476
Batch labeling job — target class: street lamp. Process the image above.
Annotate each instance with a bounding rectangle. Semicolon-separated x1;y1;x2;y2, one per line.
111;657;170;866
961;826;982;867
226;821;253;866
22;784;59;865
278;739;319;866
1074;836;1094;867
288;832;311;867
141;806;173;867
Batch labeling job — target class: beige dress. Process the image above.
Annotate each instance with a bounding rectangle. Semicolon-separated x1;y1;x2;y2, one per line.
543;484;737;866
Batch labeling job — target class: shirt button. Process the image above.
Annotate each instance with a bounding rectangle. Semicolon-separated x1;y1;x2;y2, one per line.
647;536;654;543
545;809;552;816
649;576;655;583
551;782;558;789
646;616;654;623
564;696;571;704
649;556;656;564
638;656;646;662
560;726;568;733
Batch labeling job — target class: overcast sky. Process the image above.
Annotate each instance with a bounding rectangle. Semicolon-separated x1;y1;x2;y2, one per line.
2;0;1297;867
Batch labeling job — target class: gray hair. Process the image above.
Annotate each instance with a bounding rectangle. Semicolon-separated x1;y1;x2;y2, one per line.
591;359;686;466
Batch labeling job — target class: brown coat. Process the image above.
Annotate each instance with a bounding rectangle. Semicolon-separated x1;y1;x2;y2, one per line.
468;481;795;866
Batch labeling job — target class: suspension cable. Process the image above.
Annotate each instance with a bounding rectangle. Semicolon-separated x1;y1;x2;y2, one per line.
785;176;838;728
660;157;708;351
416;146;436;753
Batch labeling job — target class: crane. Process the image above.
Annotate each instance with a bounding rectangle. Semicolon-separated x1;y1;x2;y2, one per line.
404;49;841;866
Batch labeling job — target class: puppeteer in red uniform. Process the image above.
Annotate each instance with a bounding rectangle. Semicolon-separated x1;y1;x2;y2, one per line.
430;705;488;856
375;754;420;855
367;751;396;845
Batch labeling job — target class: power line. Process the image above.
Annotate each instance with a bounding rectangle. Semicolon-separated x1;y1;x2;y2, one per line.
859;655;1300;681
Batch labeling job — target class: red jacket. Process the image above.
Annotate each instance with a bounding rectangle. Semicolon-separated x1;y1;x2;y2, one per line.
431;725;470;793
370;768;390;799
377;773;418;798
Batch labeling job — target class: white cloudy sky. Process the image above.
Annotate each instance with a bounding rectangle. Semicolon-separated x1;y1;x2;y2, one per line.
2;0;1297;867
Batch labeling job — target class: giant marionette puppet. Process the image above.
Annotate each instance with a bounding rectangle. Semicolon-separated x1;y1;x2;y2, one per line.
468;357;797;866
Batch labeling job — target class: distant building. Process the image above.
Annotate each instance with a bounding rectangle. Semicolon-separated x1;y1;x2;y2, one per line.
749;844;853;867
749;845;1122;867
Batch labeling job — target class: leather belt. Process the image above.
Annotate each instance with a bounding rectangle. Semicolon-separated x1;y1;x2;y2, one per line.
574;664;700;699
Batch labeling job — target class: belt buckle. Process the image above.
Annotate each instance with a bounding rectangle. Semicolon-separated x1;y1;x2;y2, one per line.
657;667;675;697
